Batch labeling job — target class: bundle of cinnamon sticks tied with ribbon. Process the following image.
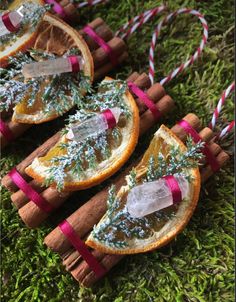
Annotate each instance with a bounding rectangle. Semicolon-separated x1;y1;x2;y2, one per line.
44;112;231;287
0;17;128;148
2;71;174;227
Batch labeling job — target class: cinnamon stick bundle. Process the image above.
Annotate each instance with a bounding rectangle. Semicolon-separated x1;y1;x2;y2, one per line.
54;0;79;23
0;18;127;149
44;113;230;287
8;73;174;228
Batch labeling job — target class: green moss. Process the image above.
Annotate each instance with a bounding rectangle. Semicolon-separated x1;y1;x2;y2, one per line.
1;0;234;301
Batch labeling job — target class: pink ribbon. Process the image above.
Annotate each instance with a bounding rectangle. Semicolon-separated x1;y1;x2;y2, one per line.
83;25;118;67
164;175;182;204
2;12;19;32
8;168;54;213
44;0;68;20
102;109;117;129
177;119;220;172
127;81;161;120
59;220;107;278
0;119;14;141
68;56;81;72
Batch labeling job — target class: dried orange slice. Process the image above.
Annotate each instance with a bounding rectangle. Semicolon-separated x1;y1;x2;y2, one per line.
25;77;140;191
10;12;93;124
0;0;45;67
86;125;201;254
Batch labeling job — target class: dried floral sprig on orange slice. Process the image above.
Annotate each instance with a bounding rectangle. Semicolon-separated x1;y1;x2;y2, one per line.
0;12;94;124
25;77;140;191
86;125;202;254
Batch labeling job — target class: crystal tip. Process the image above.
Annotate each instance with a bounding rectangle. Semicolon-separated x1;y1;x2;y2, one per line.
66;129;74;140
110;107;122;123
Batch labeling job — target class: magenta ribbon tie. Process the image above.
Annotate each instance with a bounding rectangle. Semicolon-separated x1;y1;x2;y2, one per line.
2;12;20;32
177;119;220;172
127;81;161;121
83;25;118;67
164;175;182;204
44;0;68;20
68;56;81;72
102;109;117;129
59;220;107;278
8;168;54;213
0;119;14;142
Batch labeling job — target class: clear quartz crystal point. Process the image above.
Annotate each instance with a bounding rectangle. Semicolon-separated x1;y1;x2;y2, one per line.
66;107;121;141
22;56;84;78
127;175;189;218
0;9;23;37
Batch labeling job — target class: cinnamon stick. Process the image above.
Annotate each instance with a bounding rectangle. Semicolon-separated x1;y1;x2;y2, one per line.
170;113;201;142
18;187;71;228
44;113;230;288
139;94;174;135
57;0;79;23
0;120;31;149
92;37;127;69
11;179;45;209
79;18;113;51
94;51;129;80
201;151;230;182
1;131;61;191
135;83;165;114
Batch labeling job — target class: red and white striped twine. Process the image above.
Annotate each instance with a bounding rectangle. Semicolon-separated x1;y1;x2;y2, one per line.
76;0;108;8
148;8;208;85
115;5;166;40
209;81;235;139
218;121;235;139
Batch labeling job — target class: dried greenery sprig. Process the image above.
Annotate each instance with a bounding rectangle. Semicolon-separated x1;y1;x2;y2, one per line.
45;131;112;191
83;79;130;116
146;136;205;183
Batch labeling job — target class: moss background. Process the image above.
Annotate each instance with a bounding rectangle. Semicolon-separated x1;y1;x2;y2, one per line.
1;0;234;301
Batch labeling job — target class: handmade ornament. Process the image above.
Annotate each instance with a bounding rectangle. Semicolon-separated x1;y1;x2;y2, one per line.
66;108;121;141
0;7;24;37
2;7;209;228
127;175;189;218
0;14;129;148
